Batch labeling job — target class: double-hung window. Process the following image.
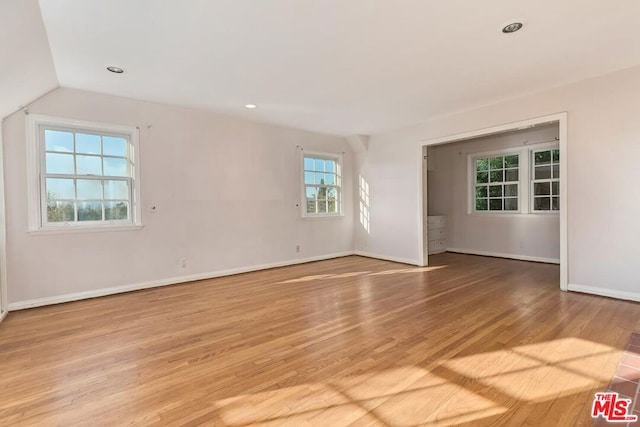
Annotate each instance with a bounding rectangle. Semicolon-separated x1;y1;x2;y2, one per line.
27;115;141;231
302;153;342;217
531;148;560;211
474;154;519;212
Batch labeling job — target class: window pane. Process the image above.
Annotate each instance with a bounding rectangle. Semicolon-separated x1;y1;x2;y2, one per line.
105;201;129;220
77;179;103;200
316;186;328;200
104;180;128;200
103;136;127;157
552;149;560;162
46;178;75;199
325;160;336;173
304;172;315;184
317;200;327;213
534;182;551;195
489;199;503;210
535;150;552;165
306;200;316;214
314;159;324;171
476;158;489;171
505;168;518;182
315;173;326;185
77;201;103;221
77;155;102;175
475;198;488;211
327;188;337;200
47;200;74;222
535;165;552;179
552;181;559;196
489;185;502;197
505;155;518;167
46;153;75;174
304;157;314;170
490;157;504;169
76;133;101;154
103;157;128;176
305;186;317;199
534;197;551;211
552;197;559;211
504;198;518;211
475;186;488;198
324;173;335;185
328;200;337;213
45;130;73;152
476;171;489;184
504;184;518;197
489;170;503;182
553;165;560;179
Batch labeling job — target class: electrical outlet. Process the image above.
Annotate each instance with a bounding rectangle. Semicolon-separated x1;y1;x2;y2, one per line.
179;257;187;268
295;245;301;253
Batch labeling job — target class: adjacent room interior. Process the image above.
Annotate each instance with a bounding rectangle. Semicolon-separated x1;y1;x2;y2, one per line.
1;0;640;425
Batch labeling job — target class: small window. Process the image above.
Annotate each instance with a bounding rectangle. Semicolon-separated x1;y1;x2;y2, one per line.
302;153;342;216
474;154;519;212
27;115;141;231
531;148;560;212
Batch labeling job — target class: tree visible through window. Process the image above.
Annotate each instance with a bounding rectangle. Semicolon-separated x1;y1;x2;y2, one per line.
474;154;519;212
303;154;341;216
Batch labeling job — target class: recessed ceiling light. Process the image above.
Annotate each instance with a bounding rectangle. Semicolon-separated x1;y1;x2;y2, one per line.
106;66;124;74
245;104;257;109
502;22;523;34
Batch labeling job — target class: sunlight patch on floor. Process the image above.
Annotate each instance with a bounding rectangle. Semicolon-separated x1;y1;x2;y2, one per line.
441;337;619;403
214;366;506;426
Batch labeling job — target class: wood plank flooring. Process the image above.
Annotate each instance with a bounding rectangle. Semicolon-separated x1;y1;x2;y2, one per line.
1;253;639;426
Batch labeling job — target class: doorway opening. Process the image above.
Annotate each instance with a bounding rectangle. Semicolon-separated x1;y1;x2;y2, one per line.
418;113;568;291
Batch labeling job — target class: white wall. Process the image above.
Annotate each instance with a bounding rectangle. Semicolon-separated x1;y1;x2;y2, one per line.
0;0;58;119
355;64;640;300
427;124;560;262
3;88;354;306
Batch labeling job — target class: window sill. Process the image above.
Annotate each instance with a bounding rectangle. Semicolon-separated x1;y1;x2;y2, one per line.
300;214;345;221
27;224;144;236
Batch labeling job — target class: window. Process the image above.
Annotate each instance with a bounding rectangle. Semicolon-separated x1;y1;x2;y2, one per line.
302;153;342;216
26;115;141;231
531;148;560;211
474;154;519;212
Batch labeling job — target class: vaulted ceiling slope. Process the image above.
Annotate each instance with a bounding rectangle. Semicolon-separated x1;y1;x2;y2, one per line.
0;0;58;121
32;1;640;135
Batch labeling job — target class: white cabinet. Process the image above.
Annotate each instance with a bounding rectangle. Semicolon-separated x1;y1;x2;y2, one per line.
427;215;447;255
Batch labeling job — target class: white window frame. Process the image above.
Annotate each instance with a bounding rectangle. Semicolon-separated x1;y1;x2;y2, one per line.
26;114;142;233
467;141;559;215
300;150;343;218
530;145;560;213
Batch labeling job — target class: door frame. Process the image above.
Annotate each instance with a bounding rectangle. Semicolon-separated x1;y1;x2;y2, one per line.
417;112;568;291
0;122;8;319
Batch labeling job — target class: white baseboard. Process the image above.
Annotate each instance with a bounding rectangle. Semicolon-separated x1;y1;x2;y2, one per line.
8;251;355;311
446;247;560;264
354;250;421;266
568;283;640;303
0;310;6;323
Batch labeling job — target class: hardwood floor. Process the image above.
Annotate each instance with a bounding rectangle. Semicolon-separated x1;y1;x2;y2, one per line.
1;253;639;426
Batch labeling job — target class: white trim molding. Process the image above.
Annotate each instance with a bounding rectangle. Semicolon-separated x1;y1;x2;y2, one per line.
446;248;560;264
8;251;355;310
0;123;7;317
568;283;640;303
354;250;421;266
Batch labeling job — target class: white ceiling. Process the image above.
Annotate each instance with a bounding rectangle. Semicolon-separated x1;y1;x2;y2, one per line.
38;0;640;136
